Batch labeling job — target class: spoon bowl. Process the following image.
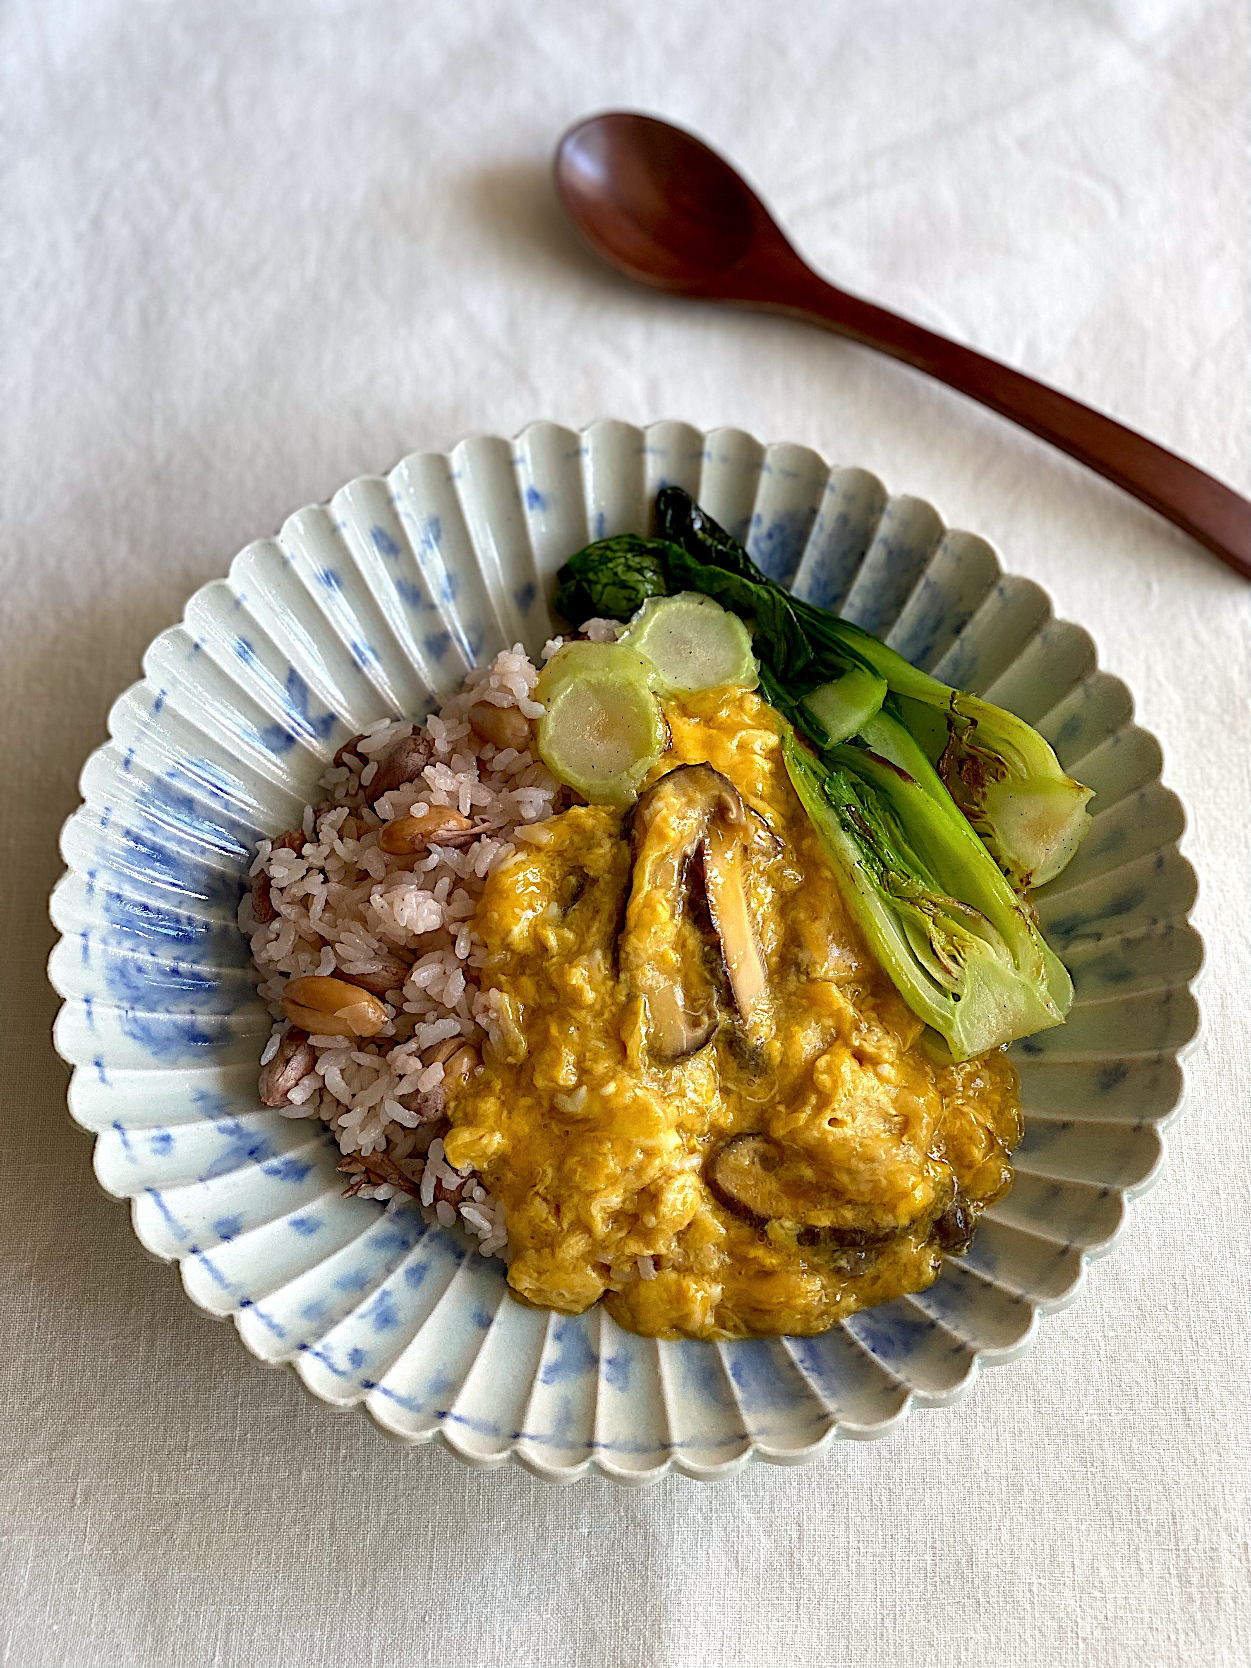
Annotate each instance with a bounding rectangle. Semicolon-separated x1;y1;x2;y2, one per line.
555;111;780;293
553;110;1251;582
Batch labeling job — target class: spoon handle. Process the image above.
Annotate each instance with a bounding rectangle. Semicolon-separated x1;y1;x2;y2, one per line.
763;262;1251;581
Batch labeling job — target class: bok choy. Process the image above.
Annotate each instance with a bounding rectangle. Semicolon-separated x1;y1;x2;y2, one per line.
781;721;1071;1058
654;486;1092;891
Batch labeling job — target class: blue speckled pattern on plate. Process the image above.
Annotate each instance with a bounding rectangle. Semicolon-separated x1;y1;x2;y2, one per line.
48;420;1202;1485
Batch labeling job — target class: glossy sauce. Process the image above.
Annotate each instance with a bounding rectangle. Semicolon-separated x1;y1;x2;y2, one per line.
443;687;1020;1339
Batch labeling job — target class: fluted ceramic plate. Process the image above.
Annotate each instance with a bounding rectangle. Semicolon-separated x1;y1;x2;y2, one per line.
49;421;1201;1485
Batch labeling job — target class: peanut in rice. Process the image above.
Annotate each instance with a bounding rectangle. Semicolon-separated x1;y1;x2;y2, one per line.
468;701;532;752
280;975;389;1038
378;806;481;853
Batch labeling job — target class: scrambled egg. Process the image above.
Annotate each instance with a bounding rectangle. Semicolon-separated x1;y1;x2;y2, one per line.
442;687;1020;1340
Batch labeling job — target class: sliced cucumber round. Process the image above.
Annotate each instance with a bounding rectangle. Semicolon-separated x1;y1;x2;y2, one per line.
534;639;656;706
536;646;666;806
619;592;758;696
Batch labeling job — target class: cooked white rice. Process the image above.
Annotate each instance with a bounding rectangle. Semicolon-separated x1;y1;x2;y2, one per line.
240;645;563;1260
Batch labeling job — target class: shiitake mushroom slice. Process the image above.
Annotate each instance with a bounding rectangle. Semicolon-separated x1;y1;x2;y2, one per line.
704;1133;900;1248
931;1189;977;1255
619;764;778;1064
702;818;769;1036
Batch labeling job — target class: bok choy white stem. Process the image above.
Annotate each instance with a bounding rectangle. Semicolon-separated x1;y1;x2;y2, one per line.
781;713;1072;1059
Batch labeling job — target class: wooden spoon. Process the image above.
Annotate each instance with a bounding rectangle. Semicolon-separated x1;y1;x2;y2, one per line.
554;111;1251;581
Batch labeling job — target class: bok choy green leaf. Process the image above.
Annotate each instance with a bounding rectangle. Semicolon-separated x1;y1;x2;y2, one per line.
552;535;671;627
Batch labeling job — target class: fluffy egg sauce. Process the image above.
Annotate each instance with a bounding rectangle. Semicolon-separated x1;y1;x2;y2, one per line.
442;686;1020;1339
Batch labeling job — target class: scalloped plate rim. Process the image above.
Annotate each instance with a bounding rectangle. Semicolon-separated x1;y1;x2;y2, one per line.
45;417;1203;1486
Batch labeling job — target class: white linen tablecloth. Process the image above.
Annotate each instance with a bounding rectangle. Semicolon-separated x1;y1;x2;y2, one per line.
2;2;1248;1664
